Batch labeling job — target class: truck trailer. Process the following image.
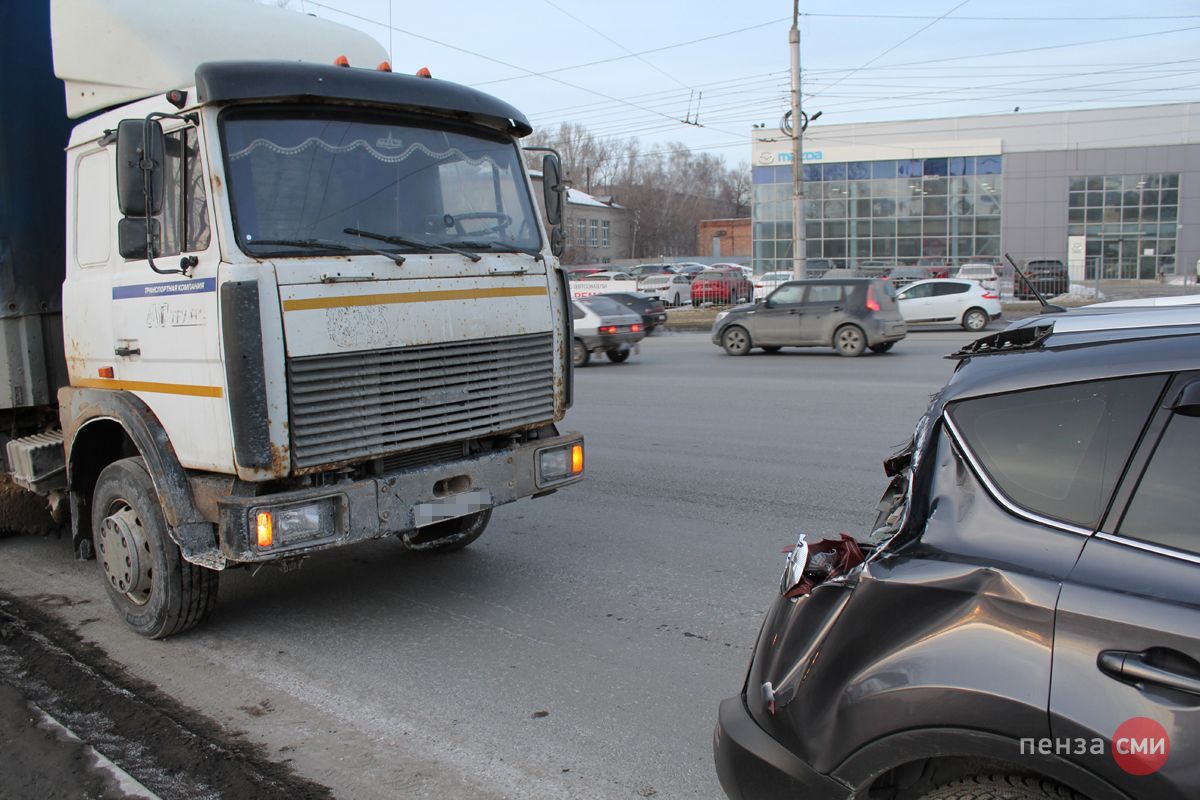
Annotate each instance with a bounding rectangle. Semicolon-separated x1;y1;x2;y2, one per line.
1;0;582;637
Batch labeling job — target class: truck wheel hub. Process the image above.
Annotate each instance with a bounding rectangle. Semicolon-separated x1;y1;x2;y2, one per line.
97;506;152;603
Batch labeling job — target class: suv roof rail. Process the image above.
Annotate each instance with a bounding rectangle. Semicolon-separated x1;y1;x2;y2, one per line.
949;323;1055;359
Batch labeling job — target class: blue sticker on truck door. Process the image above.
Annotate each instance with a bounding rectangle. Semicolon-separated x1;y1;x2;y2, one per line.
112;278;216;300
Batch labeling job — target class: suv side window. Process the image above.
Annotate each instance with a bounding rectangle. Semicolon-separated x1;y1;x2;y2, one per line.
1117;413;1200;555
769;284;805;305
804;284;844;304
947;376;1166;529
932;282;969;296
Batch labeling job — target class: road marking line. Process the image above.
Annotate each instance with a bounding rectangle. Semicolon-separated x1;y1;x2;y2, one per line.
31;702;162;800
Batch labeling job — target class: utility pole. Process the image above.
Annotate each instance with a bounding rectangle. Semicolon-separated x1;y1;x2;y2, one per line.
789;0;805;279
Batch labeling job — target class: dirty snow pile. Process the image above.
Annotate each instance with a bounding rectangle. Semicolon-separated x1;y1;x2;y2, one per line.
1050;284;1106;301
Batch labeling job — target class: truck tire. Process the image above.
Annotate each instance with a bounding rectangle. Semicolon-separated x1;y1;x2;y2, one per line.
402;509;492;553
92;457;218;639
919;774;1082;800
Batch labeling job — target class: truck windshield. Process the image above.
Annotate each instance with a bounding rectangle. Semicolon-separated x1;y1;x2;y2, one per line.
221;110;541;258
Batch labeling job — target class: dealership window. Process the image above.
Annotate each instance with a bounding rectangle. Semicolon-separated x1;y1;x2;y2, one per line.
601;220;610;248
1067;173;1180;277
750;154;1001;274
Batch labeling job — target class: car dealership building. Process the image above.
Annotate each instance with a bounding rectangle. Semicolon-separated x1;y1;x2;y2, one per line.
750;102;1200;280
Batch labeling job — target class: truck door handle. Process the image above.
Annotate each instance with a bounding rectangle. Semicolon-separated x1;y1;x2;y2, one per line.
114;345;141;357
1099;650;1200;696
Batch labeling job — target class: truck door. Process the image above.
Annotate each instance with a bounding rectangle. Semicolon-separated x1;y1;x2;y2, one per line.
1050;373;1200;800
108;123;228;471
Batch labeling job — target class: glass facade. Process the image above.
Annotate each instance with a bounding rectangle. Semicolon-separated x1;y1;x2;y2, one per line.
1068;173;1179;278
752;155;1002;274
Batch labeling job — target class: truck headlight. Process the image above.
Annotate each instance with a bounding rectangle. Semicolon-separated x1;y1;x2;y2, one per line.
537;442;584;485
250;497;339;549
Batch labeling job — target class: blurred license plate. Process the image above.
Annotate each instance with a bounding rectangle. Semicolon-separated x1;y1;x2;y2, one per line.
413;490;493;527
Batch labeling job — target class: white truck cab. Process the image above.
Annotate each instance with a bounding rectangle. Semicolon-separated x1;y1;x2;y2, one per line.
2;0;583;637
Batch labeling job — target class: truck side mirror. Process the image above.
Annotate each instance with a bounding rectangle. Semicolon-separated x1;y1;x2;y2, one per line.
117;218;160;260
116;118;165;217
550;226;565;258
542;153;564;227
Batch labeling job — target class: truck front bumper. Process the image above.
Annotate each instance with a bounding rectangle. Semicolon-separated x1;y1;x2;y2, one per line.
216;432;583;562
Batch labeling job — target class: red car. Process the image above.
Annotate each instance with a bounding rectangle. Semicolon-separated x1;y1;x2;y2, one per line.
690;269;753;305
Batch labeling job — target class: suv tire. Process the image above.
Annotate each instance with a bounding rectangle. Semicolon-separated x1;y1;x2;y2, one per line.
833;324;866;357
721;326;752;356
920;775;1083;800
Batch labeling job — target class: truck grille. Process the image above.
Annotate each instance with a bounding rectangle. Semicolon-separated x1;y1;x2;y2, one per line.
287;333;555;470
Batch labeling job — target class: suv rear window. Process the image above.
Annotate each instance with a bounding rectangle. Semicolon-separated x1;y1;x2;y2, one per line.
947;376;1166;529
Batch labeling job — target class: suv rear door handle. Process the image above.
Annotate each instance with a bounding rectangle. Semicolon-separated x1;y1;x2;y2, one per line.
831;306;844;312
1099;650;1200;696
787;309;801;315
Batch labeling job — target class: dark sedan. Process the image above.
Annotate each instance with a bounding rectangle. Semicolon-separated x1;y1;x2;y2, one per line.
602;292;668;332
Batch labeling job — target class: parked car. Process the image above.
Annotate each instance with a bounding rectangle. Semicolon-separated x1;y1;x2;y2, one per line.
627;263;677;279
753;270;794;301
819;268;871;280
917;257;953;278
886;266;932;290
954;262;1000;291
895;278;1001;331
568;271;639;298
1015;258;1069;300
692;269;754;305
565;266;603;280
804;258;839;278
638;272;693;306
715;317;1200;800
602;292;668;332
672;262;710;279
571;295;645;366
712;262;753;279
711;278;906;357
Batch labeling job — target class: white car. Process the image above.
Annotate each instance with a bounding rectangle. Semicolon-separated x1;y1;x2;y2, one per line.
954;263;1000;292
895;278;1002;331
571;296;645;366
753;270;794;301
638;272;693;306
569;271;640;299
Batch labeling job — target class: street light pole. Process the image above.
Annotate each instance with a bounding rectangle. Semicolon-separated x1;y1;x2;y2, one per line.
789;1;805;280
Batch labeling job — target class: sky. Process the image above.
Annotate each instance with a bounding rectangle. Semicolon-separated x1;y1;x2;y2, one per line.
276;0;1200;166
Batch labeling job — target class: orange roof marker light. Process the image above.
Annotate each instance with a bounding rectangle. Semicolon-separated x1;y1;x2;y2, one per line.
377;61;392;72
416;67;432;78
334;55;350;67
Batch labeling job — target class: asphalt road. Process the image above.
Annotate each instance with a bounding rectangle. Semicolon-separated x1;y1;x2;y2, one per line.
0;327;980;799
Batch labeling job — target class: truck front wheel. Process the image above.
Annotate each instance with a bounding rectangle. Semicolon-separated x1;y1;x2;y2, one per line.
92;457;218;638
402;509;492;553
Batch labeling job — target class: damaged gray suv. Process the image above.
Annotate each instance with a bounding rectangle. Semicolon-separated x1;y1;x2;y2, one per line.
715;318;1200;800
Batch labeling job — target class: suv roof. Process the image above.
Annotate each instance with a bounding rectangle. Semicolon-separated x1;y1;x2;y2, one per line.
942;324;1200;408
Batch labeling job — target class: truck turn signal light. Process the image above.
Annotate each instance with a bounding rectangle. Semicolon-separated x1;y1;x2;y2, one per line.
571;444;584;475
256;512;273;548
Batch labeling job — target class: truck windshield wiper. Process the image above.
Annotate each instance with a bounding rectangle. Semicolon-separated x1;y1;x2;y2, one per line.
246;237;405;266
344;227;482;263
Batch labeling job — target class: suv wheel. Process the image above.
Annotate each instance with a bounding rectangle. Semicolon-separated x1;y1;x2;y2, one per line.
721;326;751;356
962;307;988;332
920;774;1083;800
833;324;866;357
